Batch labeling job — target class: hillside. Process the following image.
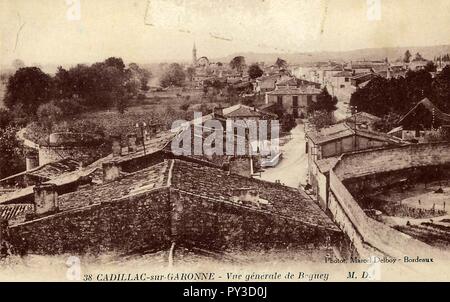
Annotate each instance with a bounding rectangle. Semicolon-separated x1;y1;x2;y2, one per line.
216;44;450;65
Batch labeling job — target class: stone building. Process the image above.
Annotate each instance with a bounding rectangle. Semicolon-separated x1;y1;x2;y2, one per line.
265;87;322;118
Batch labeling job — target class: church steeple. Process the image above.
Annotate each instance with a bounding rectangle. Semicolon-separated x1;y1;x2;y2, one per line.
192;42;197;66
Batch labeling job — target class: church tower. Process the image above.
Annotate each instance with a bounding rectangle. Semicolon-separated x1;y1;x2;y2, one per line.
192;42;197;66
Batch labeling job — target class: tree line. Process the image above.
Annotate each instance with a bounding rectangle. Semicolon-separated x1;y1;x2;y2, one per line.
350;66;450;123
3;57;151;119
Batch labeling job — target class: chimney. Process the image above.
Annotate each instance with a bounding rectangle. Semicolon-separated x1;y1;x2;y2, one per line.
111;135;122;157
127;133;137;153
229;156;253;177
213;106;224;118
25;152;39;171
33;183;58;215
102;160;122;182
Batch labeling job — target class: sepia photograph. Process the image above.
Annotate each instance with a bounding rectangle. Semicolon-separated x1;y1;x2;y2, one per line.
1;0;450;288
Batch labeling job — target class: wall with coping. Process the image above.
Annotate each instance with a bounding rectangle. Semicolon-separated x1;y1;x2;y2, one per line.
325;143;450;259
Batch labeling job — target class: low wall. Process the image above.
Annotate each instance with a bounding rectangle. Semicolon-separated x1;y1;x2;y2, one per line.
39;144;110;166
326;143;450;259
334;142;450;180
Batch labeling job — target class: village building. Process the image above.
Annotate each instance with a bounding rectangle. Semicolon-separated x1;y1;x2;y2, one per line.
265;87;322;118
305;121;403;199
389;98;450;141
0;152;347;259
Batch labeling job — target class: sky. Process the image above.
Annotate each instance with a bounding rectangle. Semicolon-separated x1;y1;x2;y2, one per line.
1;0;450;67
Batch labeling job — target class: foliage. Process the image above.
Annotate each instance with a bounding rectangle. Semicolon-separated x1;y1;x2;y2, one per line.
424;61;437;72
309;88;337;112
0;126;25;179
0;108;12;129
412;52;425;61
275;58;288;69
53;58;144;113
186;66;195;81
160;63;186;87
373;112;402;132
36;102;63;132
431;66;450;113
248;63;263;79
229;56;246;73
280;113;297;132
403;50;412;63
350;69;436;117
308;110;335;130
4;67;53;115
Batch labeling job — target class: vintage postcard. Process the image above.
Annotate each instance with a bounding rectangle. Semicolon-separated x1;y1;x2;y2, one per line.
1;0;450;286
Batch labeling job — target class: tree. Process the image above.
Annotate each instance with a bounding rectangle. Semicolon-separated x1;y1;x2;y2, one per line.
403;50;412;63
424;61;437;72
0;126;25;179
128;63;152;91
4;67;53;115
432;66;450;113
229;56;246;73
373;111;402;132
104;57;126;71
0;108;12;129
275;57;288;69
186;66;196;82
37;102;63;132
308;110;335;130
248;63;263;79
309;88;337;112
413;52;425;61
160;63;186;87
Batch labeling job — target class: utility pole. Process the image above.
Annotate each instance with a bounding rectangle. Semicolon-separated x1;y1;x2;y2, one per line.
349;105;358;150
136;122;147;155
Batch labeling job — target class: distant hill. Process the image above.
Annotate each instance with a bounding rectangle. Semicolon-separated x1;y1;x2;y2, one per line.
215;44;450;65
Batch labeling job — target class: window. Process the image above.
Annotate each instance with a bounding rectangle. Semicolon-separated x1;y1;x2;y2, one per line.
293;95;298;107
307;95;312;104
277;96;283;106
340;84;345;88
345;77;349;82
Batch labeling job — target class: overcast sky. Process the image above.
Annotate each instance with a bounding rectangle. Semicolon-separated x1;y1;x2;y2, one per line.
1;0;450;66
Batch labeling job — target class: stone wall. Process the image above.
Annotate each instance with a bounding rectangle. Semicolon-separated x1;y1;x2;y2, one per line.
6;185;345;256
334;142;450;180
39;144;110;166
171;189;343;253
8;189;171;255
325;144;450;260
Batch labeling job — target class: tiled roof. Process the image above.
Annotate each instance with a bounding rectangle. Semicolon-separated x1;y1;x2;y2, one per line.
267;87;322;95
0;158;81;189
28;158;81;179
343;112;381;125
316;157;340;173
0;167;99;205
170;160;339;230
0;204;33;221
306;122;400;145
332;71;353;78
398;98;450;125
57;161;170;212
223;104;277;119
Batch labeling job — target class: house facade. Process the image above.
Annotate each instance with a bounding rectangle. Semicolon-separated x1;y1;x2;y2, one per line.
265;87;322;118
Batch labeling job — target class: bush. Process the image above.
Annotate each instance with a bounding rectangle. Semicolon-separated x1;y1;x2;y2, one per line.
53;98;85;116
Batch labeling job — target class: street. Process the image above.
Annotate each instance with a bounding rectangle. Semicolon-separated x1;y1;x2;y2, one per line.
259;123;308;188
